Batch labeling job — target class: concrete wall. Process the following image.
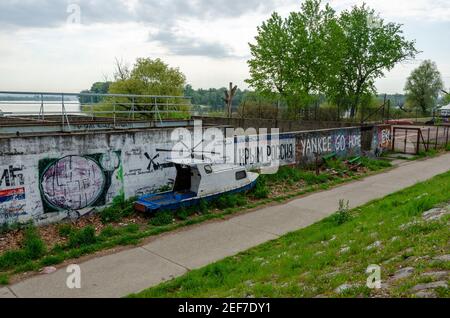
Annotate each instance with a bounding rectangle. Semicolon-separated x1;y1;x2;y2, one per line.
0;129;182;226
294;127;362;164
0;124;380;227
371;125;392;157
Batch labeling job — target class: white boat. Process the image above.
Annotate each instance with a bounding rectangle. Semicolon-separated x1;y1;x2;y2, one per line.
135;159;259;213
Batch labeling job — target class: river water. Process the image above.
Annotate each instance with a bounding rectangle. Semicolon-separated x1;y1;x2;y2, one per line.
0;101;81;115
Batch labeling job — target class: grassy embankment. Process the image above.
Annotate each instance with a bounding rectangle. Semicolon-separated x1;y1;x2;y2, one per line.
0;157;392;285
131;171;450;298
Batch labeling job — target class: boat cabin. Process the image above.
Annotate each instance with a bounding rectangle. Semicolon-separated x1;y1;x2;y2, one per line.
135;159;258;213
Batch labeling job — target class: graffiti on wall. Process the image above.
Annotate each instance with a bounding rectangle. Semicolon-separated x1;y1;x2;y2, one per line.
0;165;27;224
39;151;123;214
123;144;177;197
373;126;392;157
1;165;25;188
235;135;296;168
144;153;175;172
297;129;362;162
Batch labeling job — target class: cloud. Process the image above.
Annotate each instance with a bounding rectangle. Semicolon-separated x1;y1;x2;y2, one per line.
0;0;278;28
0;0;281;58
150;29;238;58
328;0;450;22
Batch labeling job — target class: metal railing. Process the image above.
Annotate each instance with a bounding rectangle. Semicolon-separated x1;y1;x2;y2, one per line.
0;91;192;131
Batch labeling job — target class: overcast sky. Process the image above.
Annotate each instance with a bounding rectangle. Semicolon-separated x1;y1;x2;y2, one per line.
0;0;449;94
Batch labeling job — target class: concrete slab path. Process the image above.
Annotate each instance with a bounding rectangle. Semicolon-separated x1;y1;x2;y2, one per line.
3;153;450;298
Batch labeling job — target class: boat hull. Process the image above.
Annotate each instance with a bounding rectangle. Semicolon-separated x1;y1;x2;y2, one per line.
135;179;257;214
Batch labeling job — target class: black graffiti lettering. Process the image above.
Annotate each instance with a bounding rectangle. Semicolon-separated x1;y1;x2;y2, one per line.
256;147;262;164
280;144;286;160
266;145;272;158
144;152;174;172
245;148;250;165
287;144;293;159
0;166;24;187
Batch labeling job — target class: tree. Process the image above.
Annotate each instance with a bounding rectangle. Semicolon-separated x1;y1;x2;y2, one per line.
79;82;112;104
247;0;342;114
247;12;290;100
109;58;186;97
336;4;418;118
442;89;450;105
404;60;444;115
107;58;187;116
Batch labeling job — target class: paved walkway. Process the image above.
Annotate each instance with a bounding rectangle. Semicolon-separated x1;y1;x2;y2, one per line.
2;153;450;298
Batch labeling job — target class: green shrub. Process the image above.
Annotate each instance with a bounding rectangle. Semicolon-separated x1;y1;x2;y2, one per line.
40;255;64;266
150;211;173;226
58;224;74;238
123;224;140;234
99;195;136;224
265;166;303;184
233;194;248;206
199;200;210;215
253;177;270;199
215;195;231;209
99;225;121;238
100;206;123;224
300;172;331;185
325;159;347;172
68;226;97;248
418;149;439;158
22;226;46;260
176;208;190;220
332;199;352;225
360;157;392;171
0;250;28;270
0;274;9;285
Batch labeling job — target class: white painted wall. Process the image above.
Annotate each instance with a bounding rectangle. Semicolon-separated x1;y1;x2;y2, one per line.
0;125;367;227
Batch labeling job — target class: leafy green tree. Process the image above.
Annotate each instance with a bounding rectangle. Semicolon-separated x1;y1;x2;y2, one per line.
247;0;342;114
336;4;418;118
106;58;187;117
79;82;112;104
442;89;450;105
109;58;186;97
404;60;444;115
247;12;290;99
185;85;248;113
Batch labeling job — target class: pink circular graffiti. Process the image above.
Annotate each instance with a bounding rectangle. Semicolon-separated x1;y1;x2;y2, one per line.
41;156;105;210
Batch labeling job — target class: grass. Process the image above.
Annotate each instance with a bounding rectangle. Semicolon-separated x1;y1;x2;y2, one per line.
99;196;136;224
0;157;393;281
130;170;450;298
0;273;9;286
150;211;174;227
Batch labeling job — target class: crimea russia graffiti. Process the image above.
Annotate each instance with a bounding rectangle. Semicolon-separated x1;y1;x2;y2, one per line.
39;151;124;217
235;134;296;168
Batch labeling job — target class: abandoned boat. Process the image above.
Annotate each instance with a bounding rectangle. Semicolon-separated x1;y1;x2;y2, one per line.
135;159;259;213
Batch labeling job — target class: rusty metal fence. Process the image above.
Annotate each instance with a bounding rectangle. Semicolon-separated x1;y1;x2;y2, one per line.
392;125;450;154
